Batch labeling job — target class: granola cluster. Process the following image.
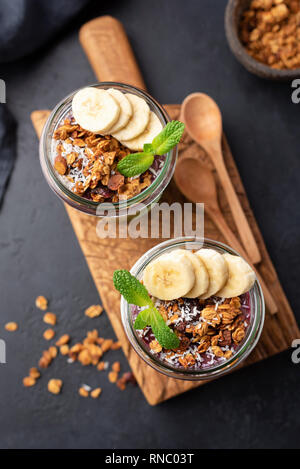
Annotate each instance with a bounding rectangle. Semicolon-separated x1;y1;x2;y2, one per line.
142;295;249;370
78;384;102;399
53;116;155;203
239;0;300;69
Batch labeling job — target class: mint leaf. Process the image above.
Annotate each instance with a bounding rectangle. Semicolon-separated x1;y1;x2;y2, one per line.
143;143;154;153
116;120;185;177
152;120;185;156
114;269;180;349
135;305;180;349
150;310;180;349
117;152;154;177
113;270;151;307
134;307;152;330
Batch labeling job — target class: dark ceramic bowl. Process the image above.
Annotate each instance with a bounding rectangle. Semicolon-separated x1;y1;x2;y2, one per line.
225;0;300;81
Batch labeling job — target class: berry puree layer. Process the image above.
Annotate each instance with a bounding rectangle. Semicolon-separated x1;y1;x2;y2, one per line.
128;247;256;371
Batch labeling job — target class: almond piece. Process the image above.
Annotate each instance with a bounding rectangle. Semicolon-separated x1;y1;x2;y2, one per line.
54;155;67;175
108;174;124;191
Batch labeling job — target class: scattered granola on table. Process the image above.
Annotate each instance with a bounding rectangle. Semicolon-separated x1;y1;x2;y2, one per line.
48;379;63;395
4;322;18;332
29;368;41;379
111;341;122;350
97;361;109;371
79;386;89;398
60;344;69;355
55;334;70;347
41;347;58;367
78;386;102;399
23;368;41;387
85;305;103;318
108;371;118;383
112;361;121;373
52;115;165;203
43;312;57;325
91;387;102;399
239;0;300;70
117;372;137;391
23;376;36;387
35;296;48;310
20;296;135;397
48;346;58;359
43;328;55;341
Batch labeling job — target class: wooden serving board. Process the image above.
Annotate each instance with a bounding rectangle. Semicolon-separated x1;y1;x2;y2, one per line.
31;16;299;405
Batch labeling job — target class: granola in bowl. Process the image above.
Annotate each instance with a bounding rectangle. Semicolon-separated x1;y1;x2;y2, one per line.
132;293;251;371
239;0;300;70
52;115;164;203
118;238;265;380
40;83;179;216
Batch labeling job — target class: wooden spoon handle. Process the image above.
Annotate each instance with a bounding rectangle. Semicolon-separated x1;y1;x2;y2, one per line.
79;15;146;89
208;145;261;265
207;206;277;314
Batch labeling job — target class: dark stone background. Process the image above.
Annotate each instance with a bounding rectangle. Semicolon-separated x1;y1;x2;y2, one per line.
0;0;299;449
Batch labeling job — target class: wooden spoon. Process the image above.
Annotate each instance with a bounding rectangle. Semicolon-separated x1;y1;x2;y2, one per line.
174;155;277;314
181;93;261;265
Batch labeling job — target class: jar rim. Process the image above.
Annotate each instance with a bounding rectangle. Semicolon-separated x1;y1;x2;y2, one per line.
39;82;178;217
121;236;265;381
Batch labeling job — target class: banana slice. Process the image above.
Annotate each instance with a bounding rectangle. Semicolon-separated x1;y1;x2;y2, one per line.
72;87;120;134
171;250;209;298
143;252;195;301
121;112;163;151
195;249;228;299
106;89;133;133
112;94;150;141
216;254;256;298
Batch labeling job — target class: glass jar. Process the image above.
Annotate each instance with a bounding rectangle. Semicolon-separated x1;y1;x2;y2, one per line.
121;236;265;381
39;82;177;217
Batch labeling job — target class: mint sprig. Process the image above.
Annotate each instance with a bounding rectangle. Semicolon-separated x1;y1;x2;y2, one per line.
116;153;154;178
117;120;185;178
113;270;180;350
113;269;152;307
151;120;185;155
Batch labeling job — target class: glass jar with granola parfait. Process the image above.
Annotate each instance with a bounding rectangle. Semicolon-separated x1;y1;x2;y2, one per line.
119;237;265;381
39;83;178;217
